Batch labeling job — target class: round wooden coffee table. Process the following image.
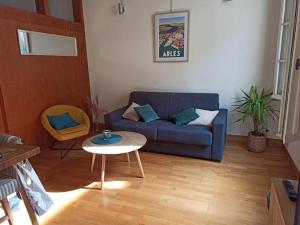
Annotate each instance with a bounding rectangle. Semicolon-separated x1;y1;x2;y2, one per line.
82;131;147;189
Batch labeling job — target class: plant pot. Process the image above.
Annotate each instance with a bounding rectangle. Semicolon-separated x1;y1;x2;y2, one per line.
248;132;267;153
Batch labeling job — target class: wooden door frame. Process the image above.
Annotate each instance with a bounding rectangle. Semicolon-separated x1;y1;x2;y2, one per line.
283;0;300;143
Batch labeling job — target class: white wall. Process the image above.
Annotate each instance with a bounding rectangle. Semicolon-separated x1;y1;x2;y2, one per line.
83;0;281;136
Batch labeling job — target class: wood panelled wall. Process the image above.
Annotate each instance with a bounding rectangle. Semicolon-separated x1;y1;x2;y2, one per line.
0;3;90;147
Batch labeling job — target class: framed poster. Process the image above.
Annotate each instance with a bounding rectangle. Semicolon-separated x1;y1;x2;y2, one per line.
154;11;189;62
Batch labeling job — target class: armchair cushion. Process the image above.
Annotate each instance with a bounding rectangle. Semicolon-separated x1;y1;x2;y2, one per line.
47;112;80;130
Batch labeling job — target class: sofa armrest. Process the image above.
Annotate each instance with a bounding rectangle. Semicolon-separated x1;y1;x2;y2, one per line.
104;106;127;129
211;109;228;161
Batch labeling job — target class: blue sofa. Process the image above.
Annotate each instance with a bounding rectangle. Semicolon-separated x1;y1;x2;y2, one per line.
105;92;228;161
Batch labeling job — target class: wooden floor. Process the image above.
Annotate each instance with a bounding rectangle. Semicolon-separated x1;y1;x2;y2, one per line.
12;140;296;225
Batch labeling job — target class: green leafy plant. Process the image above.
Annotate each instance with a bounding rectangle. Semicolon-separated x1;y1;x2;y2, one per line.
232;86;278;136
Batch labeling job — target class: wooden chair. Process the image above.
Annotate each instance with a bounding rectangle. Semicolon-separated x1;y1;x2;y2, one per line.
0;177;20;225
0;134;39;225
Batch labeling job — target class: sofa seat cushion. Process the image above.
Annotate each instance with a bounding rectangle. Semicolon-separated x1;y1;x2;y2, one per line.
157;121;212;146
111;119;163;141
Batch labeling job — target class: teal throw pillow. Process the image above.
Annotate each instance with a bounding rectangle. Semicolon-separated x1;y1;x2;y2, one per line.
171;108;199;125
47;112;80;130
134;104;160;123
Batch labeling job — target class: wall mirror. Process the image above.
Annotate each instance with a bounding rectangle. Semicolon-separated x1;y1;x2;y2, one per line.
17;29;78;56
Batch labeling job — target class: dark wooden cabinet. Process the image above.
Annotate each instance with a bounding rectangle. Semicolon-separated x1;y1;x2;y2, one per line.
269;178;296;225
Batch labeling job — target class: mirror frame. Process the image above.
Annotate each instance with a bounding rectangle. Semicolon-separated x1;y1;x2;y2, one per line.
17;29;78;56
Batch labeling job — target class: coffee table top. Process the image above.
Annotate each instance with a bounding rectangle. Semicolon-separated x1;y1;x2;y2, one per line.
82;131;147;155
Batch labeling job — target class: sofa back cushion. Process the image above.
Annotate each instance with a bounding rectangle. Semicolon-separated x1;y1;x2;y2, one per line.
129;92;171;119
129;92;219;120
168;93;219;118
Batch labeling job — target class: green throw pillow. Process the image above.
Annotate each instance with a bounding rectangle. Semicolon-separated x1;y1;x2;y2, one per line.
171;108;199;125
134;104;160;123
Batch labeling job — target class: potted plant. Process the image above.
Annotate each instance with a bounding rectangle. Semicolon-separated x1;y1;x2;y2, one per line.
232;86;278;153
87;94;107;132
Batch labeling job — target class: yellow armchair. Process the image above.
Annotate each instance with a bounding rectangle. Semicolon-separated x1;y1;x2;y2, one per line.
41;105;90;142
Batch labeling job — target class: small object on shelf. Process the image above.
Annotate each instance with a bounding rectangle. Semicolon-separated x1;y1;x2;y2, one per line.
283;179;298;202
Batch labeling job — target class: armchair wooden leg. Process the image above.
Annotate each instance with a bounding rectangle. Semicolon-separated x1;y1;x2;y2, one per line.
1;198;15;225
52;138;80;160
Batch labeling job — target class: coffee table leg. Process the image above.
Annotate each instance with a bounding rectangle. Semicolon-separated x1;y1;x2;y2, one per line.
100;155;106;189
126;152;130;163
91;154;96;171
135;150;145;178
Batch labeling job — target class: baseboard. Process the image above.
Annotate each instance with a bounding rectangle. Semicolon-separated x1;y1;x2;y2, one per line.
227;135;247;144
227;135;283;148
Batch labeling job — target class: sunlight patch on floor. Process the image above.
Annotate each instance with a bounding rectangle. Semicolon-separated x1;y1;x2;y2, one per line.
85;180;130;190
7;180;130;225
3;187;88;225
103;180;129;189
40;188;88;225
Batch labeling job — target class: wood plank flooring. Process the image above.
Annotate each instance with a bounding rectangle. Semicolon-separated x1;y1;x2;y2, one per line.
12;140;296;225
